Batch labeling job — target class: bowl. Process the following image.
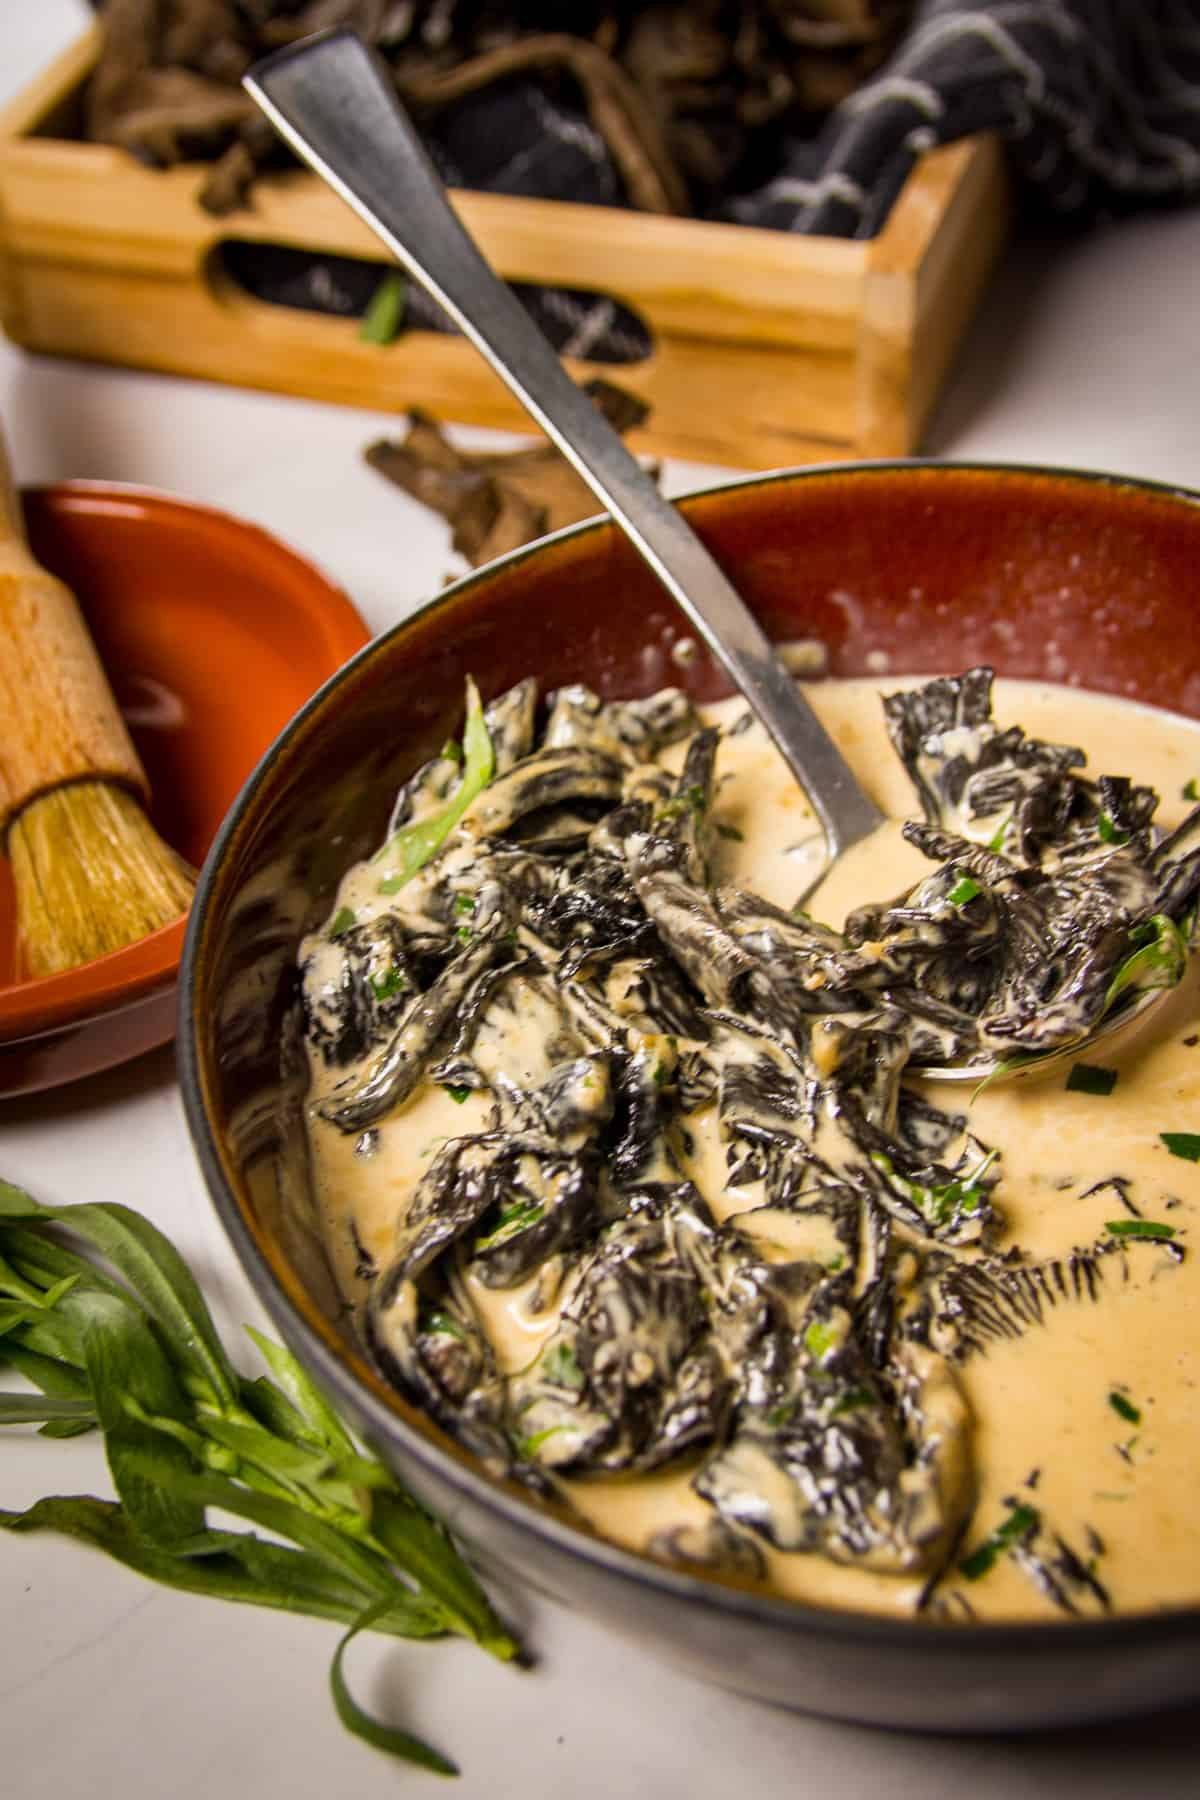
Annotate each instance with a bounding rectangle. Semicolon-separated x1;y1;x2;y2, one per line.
178;461;1200;1734
0;481;368;1096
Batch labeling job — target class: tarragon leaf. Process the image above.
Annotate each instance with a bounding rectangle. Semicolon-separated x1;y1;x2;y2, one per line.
0;1496;444;1639
243;1325;357;1459
331;1595;458;1775
0;1182;239;1406
374;678;494;894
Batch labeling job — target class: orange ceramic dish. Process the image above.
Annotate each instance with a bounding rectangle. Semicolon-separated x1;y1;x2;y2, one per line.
0;481;368;1096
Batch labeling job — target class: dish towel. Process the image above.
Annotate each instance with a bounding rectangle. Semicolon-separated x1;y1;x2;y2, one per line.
423;1;1200;237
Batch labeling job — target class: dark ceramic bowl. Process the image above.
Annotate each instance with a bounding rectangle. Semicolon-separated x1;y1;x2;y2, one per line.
178;463;1200;1734
0;482;368;1096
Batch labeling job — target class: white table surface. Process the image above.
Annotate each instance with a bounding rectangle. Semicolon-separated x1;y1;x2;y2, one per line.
4;5;1200;1796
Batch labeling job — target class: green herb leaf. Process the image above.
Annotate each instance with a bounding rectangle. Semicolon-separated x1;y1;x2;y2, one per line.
443;1084;472;1104
90;1314;211;1540
0;1181;523;1769
330;1596;458;1774
358;271;407;345
0;1339;95;1438
516;1424;567;1459
329;906;357;938
0;1181;239;1407
418;1307;468;1343
947;875;981;908
1065;1063;1118;1096
0;1495;444;1639
375;678;494;894
473;1199;543;1253
1097;811;1129;845
0;1392;95;1425
370;966;406;1000
1184;779;1200;802
1104;914;1187;1013
830;1387;874;1417
1108;1390;1141;1425
959;1501;1040;1581
803;1320;838;1359
244;1326;358;1459
1161;1131;1200;1162
540;1341;584;1391
715;823;744;842
1105;1218;1176;1241
368;1489;516;1659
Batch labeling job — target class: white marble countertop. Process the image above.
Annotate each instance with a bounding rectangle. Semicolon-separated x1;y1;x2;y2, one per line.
3;5;1200;1796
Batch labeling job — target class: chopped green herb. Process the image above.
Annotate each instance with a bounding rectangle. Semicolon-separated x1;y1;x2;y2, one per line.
454;925;473;943
1161;1131;1200;1162
1184;778;1200;802
1065;1063;1118;1096
716;823;744;842
540;1342;584;1391
803;1319;838;1360
765;1402;794;1428
358;270;406;344
947;875;981;908
440;737;463;764
655;783;706;824
419;1307;467;1342
986;813;1012;852
329;906;357;938
1097;810;1129;846
1105;1218;1177;1241
453;894;474;916
516;1425;568;1459
1108;1390;1141;1425
376;677;494;895
959;1502;1040;1581
876;1147;993;1226
443;1085;472;1105
474;1199;544;1253
369;966;406;1001
829;1387;874;1417
1104;914;1187;1013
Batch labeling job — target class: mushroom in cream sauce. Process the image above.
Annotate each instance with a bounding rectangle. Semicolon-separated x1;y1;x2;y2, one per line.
300;670;1200;1622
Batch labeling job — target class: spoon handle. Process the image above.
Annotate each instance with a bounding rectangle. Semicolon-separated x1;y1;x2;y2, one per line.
245;28;884;858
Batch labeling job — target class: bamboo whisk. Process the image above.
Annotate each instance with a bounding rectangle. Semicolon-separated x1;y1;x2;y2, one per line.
0;431;194;978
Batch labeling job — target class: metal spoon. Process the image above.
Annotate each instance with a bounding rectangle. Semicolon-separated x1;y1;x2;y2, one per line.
242;27;883;876
243;30;1172;1084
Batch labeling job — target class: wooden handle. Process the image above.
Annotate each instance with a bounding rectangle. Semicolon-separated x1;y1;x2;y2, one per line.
0;426;148;834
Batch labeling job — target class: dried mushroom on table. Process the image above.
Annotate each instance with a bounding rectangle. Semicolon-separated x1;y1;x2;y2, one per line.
364;380;656;566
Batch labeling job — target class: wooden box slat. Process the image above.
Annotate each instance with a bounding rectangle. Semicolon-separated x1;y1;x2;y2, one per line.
0;26;1010;469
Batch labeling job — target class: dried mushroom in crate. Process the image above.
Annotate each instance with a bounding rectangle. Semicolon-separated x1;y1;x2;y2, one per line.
86;1;914;217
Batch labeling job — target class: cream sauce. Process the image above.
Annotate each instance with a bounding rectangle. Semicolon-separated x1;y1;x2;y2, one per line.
305;678;1200;1622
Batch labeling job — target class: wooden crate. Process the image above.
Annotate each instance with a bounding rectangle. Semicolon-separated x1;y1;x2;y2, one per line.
0;25;1010;469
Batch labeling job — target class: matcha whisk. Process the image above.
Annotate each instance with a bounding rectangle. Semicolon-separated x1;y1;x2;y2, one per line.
0;428;194;978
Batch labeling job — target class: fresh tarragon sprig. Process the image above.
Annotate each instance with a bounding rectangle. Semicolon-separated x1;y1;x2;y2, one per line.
0;1179;520;1775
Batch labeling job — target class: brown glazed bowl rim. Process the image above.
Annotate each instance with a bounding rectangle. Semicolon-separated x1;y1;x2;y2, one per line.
178;459;1200;1679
